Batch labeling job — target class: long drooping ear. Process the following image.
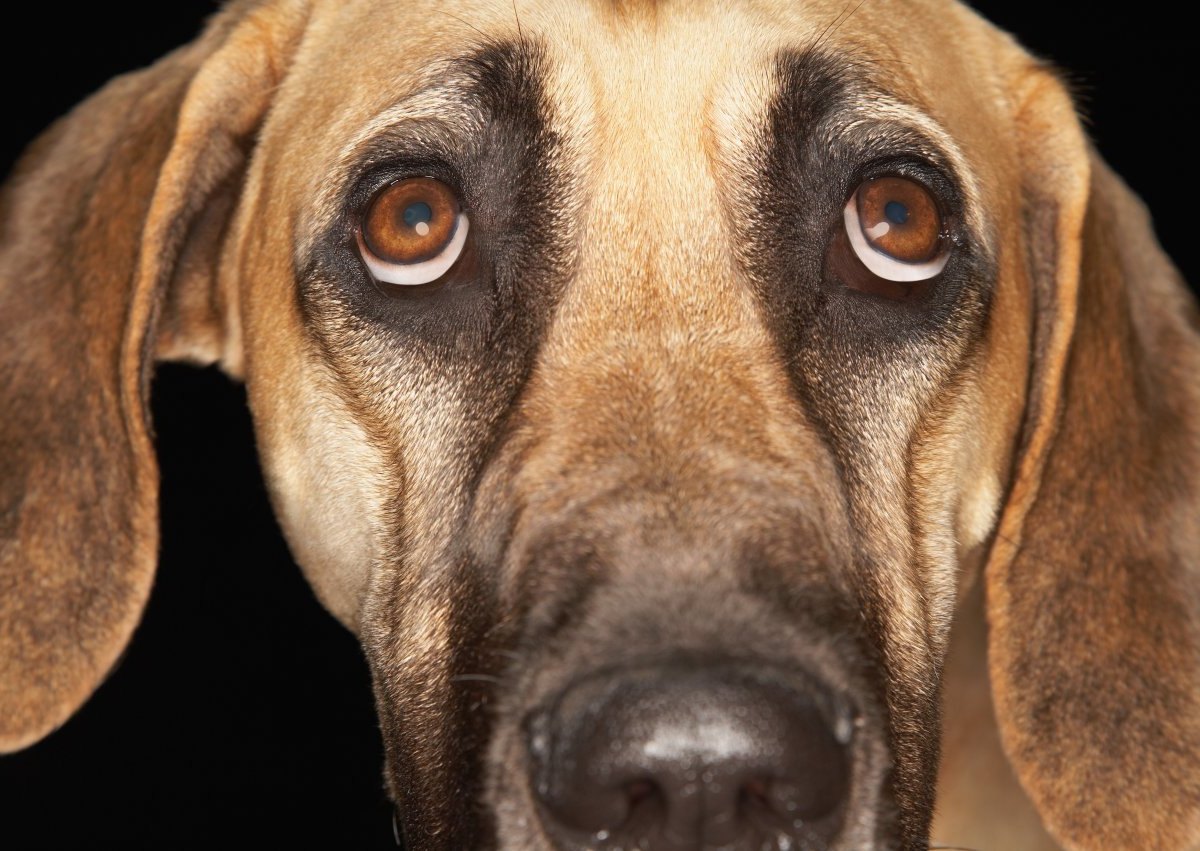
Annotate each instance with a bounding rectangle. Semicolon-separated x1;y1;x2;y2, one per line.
0;0;309;752
985;68;1200;848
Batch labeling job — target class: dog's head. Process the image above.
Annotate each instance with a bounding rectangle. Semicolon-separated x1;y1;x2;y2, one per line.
3;1;1198;848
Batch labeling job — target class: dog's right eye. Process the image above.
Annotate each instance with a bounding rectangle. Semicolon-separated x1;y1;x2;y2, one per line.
358;177;469;286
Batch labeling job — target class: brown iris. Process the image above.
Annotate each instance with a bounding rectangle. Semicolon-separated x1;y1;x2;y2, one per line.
855;177;941;263
361;177;460;265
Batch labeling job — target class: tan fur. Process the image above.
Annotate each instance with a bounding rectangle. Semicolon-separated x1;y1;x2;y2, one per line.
1;1;1196;847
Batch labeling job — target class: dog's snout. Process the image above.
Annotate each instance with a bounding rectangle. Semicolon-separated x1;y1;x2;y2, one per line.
527;663;851;850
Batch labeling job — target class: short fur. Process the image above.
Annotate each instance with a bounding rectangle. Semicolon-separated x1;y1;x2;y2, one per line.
2;1;1197;848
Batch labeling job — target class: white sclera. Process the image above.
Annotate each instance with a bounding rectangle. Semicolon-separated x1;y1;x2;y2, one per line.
359;213;470;286
843;196;949;282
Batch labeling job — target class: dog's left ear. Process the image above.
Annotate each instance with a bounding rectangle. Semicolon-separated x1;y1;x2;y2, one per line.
985;66;1200;846
0;0;308;751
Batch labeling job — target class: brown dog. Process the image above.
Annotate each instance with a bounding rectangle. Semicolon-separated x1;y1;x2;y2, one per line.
2;1;1197;848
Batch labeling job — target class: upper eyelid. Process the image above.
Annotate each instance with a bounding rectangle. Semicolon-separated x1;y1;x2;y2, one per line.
337;90;506;207
351;162;468;217
332;65;488;173
810;107;970;198
850;161;958;227
833;140;960;195
829;114;987;252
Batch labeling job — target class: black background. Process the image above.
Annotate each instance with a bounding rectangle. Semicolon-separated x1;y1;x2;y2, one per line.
0;3;1193;848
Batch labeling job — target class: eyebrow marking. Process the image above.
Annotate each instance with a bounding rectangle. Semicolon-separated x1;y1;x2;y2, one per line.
765;48;988;260
301;39;551;261
337;38;552;164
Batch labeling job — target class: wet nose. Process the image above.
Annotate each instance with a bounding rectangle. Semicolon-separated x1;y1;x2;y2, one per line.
528;664;852;851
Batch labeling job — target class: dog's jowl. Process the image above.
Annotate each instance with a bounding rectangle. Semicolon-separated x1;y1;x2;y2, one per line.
2;1;1198;849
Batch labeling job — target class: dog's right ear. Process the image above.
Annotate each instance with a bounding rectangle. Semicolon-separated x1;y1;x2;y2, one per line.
0;0;309;752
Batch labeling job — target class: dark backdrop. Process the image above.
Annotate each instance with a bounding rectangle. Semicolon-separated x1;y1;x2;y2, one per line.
1;3;1193;848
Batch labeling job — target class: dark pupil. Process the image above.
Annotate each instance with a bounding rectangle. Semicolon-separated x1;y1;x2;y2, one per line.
403;201;434;229
884;200;909;225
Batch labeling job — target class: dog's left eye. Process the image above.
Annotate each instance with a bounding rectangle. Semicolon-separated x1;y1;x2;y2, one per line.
841;176;949;286
357;177;469;286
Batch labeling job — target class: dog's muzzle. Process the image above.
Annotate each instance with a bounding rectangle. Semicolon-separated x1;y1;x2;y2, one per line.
526;660;854;850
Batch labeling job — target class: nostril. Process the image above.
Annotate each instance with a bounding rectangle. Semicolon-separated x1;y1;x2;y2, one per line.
528;663;852;850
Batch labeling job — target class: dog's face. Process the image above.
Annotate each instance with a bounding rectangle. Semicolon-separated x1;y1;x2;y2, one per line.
246;4;1023;845
2;1;1198;849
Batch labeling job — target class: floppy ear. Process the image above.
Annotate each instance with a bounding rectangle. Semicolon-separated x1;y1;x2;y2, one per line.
985;68;1200;847
0;0;308;752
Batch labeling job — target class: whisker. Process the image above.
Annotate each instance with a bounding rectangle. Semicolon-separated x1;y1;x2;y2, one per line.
435;9;490;42
809;0;874;55
512;0;524;41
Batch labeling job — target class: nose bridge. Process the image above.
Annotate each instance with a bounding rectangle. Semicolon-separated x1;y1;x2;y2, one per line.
481;16;852;580
526;28;794;481
584;21;751;334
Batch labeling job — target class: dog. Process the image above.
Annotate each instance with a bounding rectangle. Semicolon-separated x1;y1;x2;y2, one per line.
2;0;1198;847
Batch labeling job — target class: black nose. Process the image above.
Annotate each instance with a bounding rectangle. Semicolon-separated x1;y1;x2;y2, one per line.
527;663;852;851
